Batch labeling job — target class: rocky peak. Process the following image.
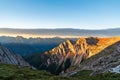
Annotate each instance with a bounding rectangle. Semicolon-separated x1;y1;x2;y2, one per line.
75;38;88;54
50;40;75;55
39;38;90;74
38;37;120;75
51;38;89;55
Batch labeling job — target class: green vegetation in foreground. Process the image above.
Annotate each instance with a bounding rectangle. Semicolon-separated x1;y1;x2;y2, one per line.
71;70;120;80
0;63;69;80
0;63;120;80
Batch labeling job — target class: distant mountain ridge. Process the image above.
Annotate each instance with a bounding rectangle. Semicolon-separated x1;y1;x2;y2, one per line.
0;36;77;56
0;36;77;44
0;28;120;37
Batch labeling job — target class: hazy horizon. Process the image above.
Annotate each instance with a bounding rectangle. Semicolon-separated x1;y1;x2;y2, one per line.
0;27;120;30
0;28;119;38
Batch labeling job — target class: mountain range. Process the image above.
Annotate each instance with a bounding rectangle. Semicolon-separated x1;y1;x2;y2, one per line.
0;36;120;80
26;37;120;75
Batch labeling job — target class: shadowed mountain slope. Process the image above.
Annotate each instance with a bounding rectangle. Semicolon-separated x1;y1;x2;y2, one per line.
0;44;30;67
0;36;77;56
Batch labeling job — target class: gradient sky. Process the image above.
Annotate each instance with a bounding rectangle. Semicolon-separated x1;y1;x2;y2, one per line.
0;0;120;29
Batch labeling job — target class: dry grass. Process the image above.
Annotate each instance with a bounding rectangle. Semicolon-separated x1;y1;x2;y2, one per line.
88;37;120;57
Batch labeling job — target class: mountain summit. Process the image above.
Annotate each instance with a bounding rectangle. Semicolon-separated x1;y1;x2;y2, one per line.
28;37;120;75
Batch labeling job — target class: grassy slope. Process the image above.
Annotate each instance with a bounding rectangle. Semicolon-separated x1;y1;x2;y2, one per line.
71;70;120;80
0;63;69;80
0;63;120;80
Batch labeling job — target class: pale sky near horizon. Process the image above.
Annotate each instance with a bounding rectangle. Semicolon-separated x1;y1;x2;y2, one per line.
0;0;120;29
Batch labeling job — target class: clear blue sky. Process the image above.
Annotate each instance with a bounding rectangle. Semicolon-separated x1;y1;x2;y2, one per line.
0;0;120;29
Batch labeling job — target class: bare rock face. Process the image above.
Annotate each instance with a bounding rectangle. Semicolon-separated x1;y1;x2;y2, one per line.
39;38;90;74
38;37;120;75
109;65;120;73
0;44;30;67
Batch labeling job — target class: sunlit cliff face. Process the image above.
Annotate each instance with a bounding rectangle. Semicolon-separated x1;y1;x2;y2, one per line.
46;37;120;57
87;37;120;57
36;37;120;74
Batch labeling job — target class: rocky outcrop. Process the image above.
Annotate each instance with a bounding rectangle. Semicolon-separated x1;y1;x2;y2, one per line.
38;37;99;74
0;44;30;67
109;65;120;73
33;37;120;75
38;38;89;74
